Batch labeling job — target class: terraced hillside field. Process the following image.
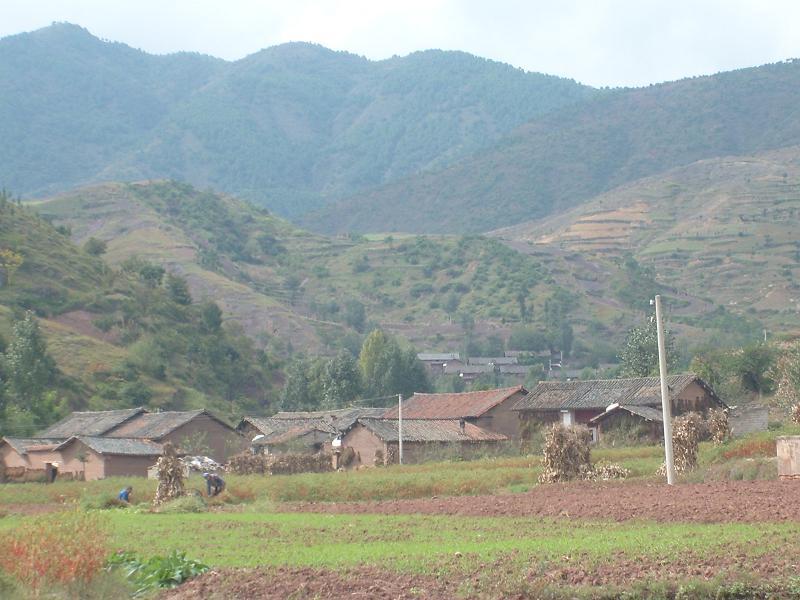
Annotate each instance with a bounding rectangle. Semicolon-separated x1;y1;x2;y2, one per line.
495;147;800;334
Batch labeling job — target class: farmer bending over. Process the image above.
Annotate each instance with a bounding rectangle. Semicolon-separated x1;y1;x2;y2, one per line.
118;486;133;504
203;472;225;497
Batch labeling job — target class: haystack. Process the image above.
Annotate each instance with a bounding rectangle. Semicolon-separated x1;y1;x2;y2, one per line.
538;424;591;483
668;412;705;473
706;408;730;445
153;442;185;505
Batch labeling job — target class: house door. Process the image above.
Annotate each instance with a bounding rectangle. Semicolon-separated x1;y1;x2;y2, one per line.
560;410;574;427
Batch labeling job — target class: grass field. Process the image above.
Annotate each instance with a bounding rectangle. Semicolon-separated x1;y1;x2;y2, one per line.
1;430;799;598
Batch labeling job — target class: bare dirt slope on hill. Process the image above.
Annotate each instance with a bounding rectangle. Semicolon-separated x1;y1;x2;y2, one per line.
289;479;800;523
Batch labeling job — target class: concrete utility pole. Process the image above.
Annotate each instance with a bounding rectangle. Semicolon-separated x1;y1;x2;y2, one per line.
398;393;403;465
654;295;676;485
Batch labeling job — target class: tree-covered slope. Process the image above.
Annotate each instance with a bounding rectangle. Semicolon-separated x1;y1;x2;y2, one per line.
303;59;800;233
0;193;276;431
0;23;595;217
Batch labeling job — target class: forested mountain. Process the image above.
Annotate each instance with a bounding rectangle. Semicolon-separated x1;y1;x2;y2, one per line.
0;193;276;432
304;59;800;233
0;23;595;217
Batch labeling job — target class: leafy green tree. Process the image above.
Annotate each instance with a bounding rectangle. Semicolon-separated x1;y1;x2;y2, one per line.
4;311;57;405
137;264;165;288
167;274;192;305
735;344;775;397
344;299;366;333
618;315;676;377
279;358;323;412
321;351;362;409
201;302;223;333
83;237;107;256
359;330;430;401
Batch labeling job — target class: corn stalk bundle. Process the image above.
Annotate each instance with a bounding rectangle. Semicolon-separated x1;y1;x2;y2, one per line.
588;462;631;481
706;408;730;445
661;412;704;474
153;442;185;505
226;452;269;475
267;452;333;475
338;447;356;468
792;404;800;425
538;424;592;484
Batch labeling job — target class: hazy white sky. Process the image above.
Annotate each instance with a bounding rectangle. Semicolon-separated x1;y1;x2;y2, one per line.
1;0;798;87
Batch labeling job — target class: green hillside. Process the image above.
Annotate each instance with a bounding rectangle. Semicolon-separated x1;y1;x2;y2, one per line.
493;146;800;337
0;193;275;432
0;23;595;217
34;181;742;381
304;60;800;233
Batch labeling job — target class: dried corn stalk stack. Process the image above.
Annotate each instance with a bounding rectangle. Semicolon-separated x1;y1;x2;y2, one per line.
538;424;591;484
706;408;730;445
226;452;269;475
589;462;631;481
267;452;333;475
792;404;800;425
153;442;185;505
670;412;705;473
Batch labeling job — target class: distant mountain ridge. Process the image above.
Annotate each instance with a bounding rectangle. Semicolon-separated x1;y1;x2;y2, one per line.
0;23;595;217
303;59;800;233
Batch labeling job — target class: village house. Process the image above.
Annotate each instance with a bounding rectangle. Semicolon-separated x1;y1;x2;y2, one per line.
341;417;507;466
416;352;464;375
467;356;518;366
1;407;242;482
513;374;726;442
103;409;244;462
238;408;386;454
383;385;528;439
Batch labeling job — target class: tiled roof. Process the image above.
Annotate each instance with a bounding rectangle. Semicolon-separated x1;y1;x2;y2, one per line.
383;386;527;419
417;353;461;362
258;426;334;446
467;357;518;365
243;408;386;437
513;374;717;411
1;437;62;455
57;436;163;456
443;364;494;375
356;418;507;443
499;365;530;374
106;410;232;440
589;404;665;424
39;408;146;438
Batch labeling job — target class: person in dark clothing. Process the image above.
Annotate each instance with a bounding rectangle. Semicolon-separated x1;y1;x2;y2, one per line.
203;472;225;497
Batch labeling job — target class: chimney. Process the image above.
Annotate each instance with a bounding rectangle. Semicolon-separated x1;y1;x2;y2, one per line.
459;418;465;433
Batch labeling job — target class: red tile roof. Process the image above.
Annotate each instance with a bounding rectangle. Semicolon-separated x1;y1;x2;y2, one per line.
383;386;527;419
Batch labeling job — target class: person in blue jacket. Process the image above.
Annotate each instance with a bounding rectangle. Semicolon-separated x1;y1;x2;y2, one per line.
118;486;132;504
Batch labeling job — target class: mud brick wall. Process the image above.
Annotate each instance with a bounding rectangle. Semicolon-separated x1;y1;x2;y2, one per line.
777;436;800;478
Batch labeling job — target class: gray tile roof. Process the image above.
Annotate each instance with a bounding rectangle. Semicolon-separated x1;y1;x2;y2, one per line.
356;418;507;443
246;408;386;436
513;374;712;411
589;404;665;424
1;437;62;455
57;436;163;456
417;353;461;361
106;410;233;439
39;408;146;438
467;357;518;365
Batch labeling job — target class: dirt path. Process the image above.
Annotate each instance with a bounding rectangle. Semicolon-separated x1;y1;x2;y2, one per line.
287;479;800;523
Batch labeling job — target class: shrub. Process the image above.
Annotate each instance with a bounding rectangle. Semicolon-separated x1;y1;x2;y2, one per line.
155;494;207;514
0;511;108;595
108;549;208;595
81;494;130;510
